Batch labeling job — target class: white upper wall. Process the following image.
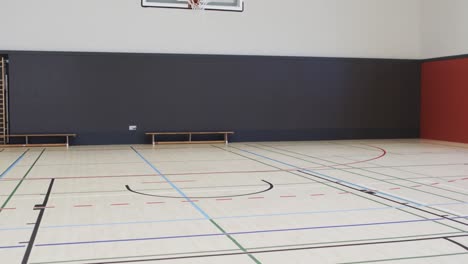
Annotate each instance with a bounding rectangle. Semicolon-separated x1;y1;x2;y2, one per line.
1;0;422;59
421;0;468;59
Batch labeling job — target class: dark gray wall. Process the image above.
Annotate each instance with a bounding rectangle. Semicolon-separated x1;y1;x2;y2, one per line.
6;51;420;145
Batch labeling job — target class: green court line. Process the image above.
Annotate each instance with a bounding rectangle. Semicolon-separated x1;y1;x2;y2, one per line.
1;149;45;212
209;219;261;264
338;252;468;264
132;146;262;264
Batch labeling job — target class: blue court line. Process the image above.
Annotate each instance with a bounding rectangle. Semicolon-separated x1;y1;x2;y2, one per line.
35;217;206;230
2;201;467;232
430;201;468;207
0;207;388;231
31;215;468;247
0;217;205;231
0;149;29;180
215;207;394;220
130;147;267;264
0;245;25;249
235;147;425;207
131;147;211;219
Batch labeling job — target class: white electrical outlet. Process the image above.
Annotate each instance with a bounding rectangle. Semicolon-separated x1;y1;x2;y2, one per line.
129;125;137;131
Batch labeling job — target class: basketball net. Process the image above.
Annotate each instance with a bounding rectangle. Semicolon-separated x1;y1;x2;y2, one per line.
188;0;210;11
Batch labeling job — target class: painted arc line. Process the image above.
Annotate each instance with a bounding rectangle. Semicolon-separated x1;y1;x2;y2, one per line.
32;215;468;247
130;147;210;219
234;146;425;207
129;147;261;264
125;180;273;199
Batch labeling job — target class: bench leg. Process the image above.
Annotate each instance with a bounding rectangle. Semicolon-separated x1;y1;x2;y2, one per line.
66;136;69;148
152;135;155;146
224;133;228;144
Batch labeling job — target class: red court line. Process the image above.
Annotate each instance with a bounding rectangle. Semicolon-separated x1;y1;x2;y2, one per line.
6;173;468;210
216;198;233;201
142;180;196;184
0;174;159;181
165;169;288;177
34;206;55;209
0;144;387;181
331;144;387;166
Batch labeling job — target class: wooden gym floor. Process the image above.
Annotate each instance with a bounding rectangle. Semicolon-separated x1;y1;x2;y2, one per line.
0;139;468;263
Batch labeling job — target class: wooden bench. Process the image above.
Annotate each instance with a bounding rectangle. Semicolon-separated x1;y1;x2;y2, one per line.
0;134;77;147
146;131;234;145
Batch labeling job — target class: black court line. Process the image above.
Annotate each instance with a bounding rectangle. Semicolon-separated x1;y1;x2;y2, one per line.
27;232;464;264
214;145;466;232
34;161;144;166
33;159;245;167
1;164;466;182
251;143;468;221
44;148;134;152
445;237;468;251
22;179;55;264
125;180;274;199
253;143;468;200
298;170;468;227
84;234;468;263
1;182;305;197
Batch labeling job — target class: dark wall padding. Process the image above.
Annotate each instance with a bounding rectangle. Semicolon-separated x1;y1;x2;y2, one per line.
7;52;420;145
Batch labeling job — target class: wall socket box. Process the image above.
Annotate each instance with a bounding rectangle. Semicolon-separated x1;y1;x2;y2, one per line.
129;125;137;131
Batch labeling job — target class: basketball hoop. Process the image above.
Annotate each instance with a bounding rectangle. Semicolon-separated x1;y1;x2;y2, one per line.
188;0;209;11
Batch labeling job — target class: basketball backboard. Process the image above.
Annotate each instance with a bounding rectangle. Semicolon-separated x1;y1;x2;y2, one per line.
142;0;244;12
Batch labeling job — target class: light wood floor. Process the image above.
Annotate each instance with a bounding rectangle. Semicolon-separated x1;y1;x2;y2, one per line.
1;139;468;263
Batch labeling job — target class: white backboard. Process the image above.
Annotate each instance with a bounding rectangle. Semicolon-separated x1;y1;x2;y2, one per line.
142;0;244;12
